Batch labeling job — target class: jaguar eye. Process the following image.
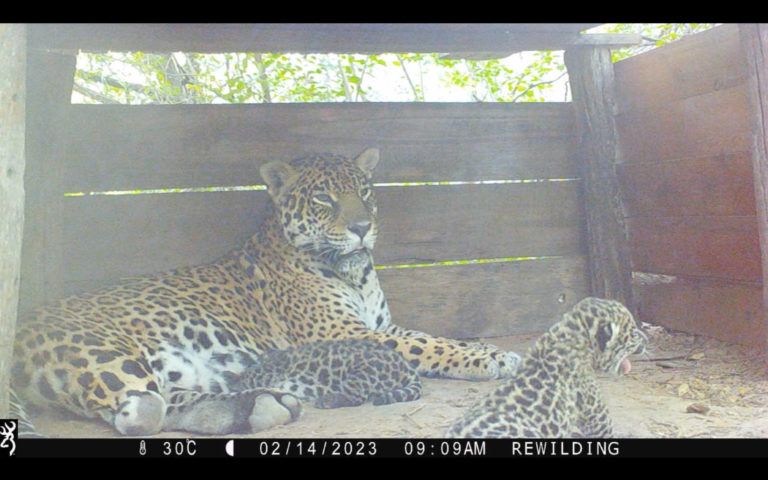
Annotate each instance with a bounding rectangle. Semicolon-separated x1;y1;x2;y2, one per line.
313;193;335;206
360;187;372;199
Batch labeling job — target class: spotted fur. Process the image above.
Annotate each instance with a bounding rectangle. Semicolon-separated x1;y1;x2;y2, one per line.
233;339;422;408
12;148;521;436
446;297;647;438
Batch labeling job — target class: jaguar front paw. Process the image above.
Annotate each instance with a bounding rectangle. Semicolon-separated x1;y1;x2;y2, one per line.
249;390;303;432
442;349;522;381
490;350;522;379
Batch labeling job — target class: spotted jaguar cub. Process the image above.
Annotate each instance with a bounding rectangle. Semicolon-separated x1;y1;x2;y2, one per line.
233;339;422;409
447;297;647;438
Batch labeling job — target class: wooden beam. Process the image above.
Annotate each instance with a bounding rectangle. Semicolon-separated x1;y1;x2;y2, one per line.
564;46;634;309
441;34;642;60
571;33;643;48
29;23;600;55
0;24;26;418
740;23;768;349
18;46;77;316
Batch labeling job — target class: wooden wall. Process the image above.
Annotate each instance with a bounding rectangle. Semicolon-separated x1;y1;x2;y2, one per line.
0;23;26;418
614;24;766;346
20;99;588;339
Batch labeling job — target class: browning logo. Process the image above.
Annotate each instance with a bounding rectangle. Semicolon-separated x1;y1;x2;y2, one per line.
0;420;17;456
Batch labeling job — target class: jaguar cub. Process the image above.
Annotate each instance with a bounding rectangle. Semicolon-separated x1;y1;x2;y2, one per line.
233;339;422;409
447;297;647;438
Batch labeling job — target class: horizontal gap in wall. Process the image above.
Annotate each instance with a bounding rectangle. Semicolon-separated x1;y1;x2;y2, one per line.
63;178;582;197
376;255;563;270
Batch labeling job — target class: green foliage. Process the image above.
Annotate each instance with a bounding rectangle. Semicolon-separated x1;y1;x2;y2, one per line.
72;24;717;105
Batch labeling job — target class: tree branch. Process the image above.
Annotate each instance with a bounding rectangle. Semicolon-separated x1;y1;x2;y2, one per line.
510;70;568;102
253;53;273;103
396;54;421;101
71;81;121;104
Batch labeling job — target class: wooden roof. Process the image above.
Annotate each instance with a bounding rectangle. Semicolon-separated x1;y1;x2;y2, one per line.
28;23;637;57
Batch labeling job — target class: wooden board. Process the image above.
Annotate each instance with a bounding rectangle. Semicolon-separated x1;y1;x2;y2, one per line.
617;152;756;218
633;274;764;347
57;103;577;193
28;23;598;55
339;255;590;339
614;24;746;113
17;50;77;323
627;216;761;283
375;182;585;264
616;85;751;164
43;181;585;300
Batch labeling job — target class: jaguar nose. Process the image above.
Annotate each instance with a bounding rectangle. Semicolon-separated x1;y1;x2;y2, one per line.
348;221;372;240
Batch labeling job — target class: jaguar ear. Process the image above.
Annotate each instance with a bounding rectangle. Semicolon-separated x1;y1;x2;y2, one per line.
354;147;380;178
260;161;299;198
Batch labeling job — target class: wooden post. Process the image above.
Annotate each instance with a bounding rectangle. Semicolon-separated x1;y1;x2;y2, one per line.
0;24;26;417
564;46;633;309
740;24;768;349
19;27;77;318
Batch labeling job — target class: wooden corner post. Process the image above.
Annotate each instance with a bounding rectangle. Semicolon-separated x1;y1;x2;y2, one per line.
564;46;633;309
0;24;26;417
739;24;768;349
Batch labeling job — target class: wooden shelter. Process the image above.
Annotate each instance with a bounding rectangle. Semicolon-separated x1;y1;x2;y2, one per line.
2;23;768;417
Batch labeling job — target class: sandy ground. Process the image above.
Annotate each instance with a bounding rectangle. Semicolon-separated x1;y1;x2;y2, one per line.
26;324;768;439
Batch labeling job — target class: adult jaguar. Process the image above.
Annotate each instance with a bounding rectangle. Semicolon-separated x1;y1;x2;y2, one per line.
446;297;647;438
12;148;521;436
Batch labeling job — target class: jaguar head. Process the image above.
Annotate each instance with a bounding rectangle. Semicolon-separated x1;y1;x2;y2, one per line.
572;297;648;376
260;148;380;269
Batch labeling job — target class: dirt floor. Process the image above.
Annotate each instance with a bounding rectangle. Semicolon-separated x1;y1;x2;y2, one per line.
27;324;768;439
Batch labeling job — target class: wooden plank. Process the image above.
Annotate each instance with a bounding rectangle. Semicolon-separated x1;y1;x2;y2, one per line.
442;33;641;60
57;103;577;192
617;152;756;217
34;182;584;303
565;46;633;307
18;49;78;316
376;182;585;264
382;255;590;339
614;24;746;113
0;23;26;417
740;23;768;350
633;274;764;347
627;216;761;282
29;23;597;55
616;85;751;164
